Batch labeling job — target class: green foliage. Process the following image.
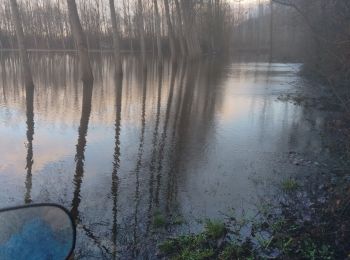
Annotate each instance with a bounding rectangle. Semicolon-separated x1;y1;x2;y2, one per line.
300;240;334;260
204;220;226;239
281;178;299;192
174;248;215;260
218;242;254;260
159;212;336;260
153;211;167;228
159;169;349;259
172;215;186;225
159;240;178;254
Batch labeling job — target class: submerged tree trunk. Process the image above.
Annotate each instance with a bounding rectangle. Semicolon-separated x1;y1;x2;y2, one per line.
10;0;35;205
71;80;93;221
180;0;201;58
9;0;34;88
67;0;93;83
109;0;123;75
269;0;273;62
153;0;163;59
163;0;177;60
111;71;123;258
138;0;146;62
24;85;34;204
174;0;187;56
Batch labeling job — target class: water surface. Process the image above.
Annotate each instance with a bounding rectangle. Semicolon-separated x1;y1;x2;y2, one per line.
0;53;326;258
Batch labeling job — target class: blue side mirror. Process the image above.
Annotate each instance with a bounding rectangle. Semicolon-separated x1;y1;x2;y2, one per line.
0;204;76;260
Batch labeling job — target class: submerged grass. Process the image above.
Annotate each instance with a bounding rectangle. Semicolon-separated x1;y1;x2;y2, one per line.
159;173;350;260
281;178;299;192
153;211;167;228
159;211;336;259
204;220;226;240
153;211;186;229
158;115;350;259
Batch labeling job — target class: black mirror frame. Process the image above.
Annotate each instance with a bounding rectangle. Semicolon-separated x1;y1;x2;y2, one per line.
0;203;76;260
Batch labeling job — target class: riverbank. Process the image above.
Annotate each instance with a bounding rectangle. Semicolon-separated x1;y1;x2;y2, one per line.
158;79;350;260
158;170;350;259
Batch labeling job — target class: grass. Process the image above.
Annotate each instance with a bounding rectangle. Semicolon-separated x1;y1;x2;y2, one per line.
158;143;350;259
173;248;215;260
153;211;167;228
281;178;299;192
158;180;341;260
204;220;226;239
172;215;185;225
159;213;335;260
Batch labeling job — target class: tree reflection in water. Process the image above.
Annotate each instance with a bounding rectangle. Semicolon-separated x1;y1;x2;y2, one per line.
0;54;321;258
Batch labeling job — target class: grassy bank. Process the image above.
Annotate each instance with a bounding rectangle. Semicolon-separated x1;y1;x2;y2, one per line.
158;175;350;259
156;83;350;260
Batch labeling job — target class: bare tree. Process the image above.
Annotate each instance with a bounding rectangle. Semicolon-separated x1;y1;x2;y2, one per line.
180;0;201;57
109;0;123;75
163;0;177;59
138;0;146;61
174;0;187;56
10;0;35;205
67;0;93;83
9;0;34;87
269;0;273;61
153;0;163;58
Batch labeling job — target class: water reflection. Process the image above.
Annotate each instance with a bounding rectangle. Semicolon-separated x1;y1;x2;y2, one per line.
155;62;177;207
146;63;163;233
132;64;147;258
0;53;328;258
24;64;35;205
71;79;93;222
111;71;123;259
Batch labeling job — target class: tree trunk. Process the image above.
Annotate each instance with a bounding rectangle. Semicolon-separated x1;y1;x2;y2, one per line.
9;0;34;88
10;0;35;205
269;0;273;62
163;0;177;60
138;0;146;61
67;0;93;83
174;0;187;56
153;0;163;59
109;0;123;75
180;0;201;58
71;79;93;221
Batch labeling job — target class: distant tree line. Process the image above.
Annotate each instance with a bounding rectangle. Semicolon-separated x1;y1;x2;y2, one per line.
0;0;238;58
3;1;349;99
0;0;315;60
271;0;350;110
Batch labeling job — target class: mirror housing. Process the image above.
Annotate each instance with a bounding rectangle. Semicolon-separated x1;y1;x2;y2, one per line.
0;204;76;260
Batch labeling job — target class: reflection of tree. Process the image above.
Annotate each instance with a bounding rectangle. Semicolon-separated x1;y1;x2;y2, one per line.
171;61;187;140
111;72;123;259
132;65;147;258
9;0;36;204
147;63;163;231
155;62;178;206
172;61;199;173
165;61;187;213
71;80;93;221
24;73;35;204
170;59;226;183
0;53;7;103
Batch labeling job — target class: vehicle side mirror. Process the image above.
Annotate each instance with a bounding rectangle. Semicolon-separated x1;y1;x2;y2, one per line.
0;204;76;260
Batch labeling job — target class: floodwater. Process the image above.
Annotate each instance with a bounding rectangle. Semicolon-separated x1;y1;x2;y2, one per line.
0;53;327;258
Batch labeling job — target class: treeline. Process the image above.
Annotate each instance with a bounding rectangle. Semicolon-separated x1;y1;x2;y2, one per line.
2;0;349;96
0;0;237;57
0;0;312;61
270;0;350;110
234;1;305;60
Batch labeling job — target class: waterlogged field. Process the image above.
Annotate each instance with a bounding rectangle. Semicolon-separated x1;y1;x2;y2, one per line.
0;53;328;258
